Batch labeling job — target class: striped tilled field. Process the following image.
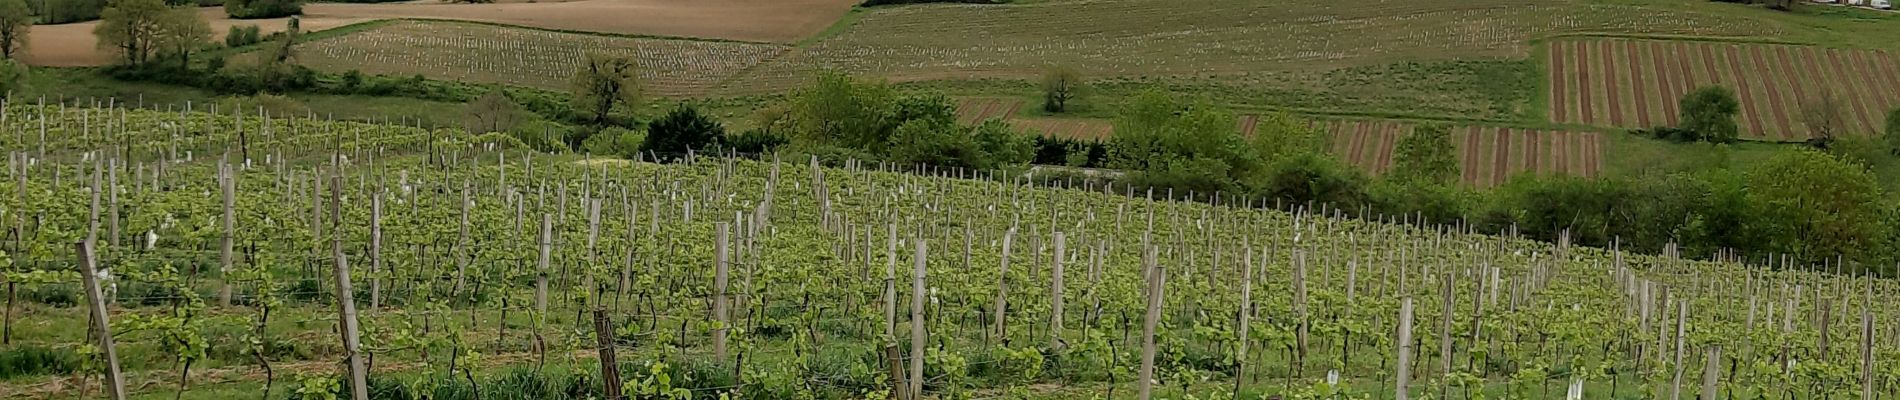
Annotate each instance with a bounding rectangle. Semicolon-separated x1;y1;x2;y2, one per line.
954;97;1025;125
1305;120;1605;188
1011;118;1114;140
1548;39;1900;141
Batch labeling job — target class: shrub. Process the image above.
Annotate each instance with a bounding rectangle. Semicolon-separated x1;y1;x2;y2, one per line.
640;104;725;160
512;120;574;153
225;0;301;19
723;128;788;154
581;126;642;159
1680;86;1740;144
224;25;261;48
32;0;105;24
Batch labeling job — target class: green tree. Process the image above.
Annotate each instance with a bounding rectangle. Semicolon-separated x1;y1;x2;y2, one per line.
971;119;1034;169
570;53;640;126
787;72;897;149
1800;90;1846;145
1108;90;1260;194
1747;149;1886;264
224;0;299;19
154;5;210;68
462;90;523;134
1389;124;1460;185
0;0;29;59
93;0;170;65
1041;65;1083;113
1247;112;1324;163
1680;86;1740;143
1884;108;1900;155
640;104;724;160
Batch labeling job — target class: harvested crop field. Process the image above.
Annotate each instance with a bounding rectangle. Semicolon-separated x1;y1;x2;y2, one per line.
21;9;366;67
954;97;1025;125
724;0;1782;94
1548;38;1900;141
295;21;789;97
1305;120;1604;188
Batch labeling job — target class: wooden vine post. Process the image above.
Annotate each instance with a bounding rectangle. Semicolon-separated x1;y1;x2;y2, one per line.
77;240;127;400
593;307;622;400
1235;239;1254;392
1049;231;1065;350
713;222;731;361
994;227;1015;341
909;240;927;399
1396;297;1414;400
218;160;235;307
328;174;369;400
1137;244;1164;400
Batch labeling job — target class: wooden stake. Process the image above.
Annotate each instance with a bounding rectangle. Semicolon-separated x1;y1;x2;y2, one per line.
909;240;927;399
1397;297;1414;400
1049;231;1065;350
1137;244;1164;400
329;174;368;400
714;222;731;361
77;240;127;400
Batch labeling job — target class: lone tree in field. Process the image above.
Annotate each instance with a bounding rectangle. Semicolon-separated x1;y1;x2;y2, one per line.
1680;86;1740;144
1884;108;1900;155
641;104;725;161
94;0;172;65
462;89;523;134
1390;124;1460;185
155;5;211;68
1042;65;1084;113
571;53;641;126
0;0;30;59
1800;90;1846;146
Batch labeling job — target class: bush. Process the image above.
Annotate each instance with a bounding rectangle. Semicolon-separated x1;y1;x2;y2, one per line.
512;120;575;153
0;345;77;379
581;126;642;159
225;0;300;19
722;129;788;154
22;283;77;307
224;25;262;48
31;0;104;24
640;104;725;160
1680;86;1740;143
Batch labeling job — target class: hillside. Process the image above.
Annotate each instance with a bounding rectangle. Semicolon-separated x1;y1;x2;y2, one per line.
0;104;1892;399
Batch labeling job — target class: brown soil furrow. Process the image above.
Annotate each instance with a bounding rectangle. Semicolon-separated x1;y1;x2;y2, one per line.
1577;42;1598;126
1580;132;1596;176
1651;41;1681;127
1729;45;1773;139
1521;129;1539;177
1236;115;1259;138
1489;127;1504;187
1740;44;1786;139
1329;121;1353;156
1868;50;1900;117
1626;42;1654;128
1820;49;1877;136
996;99;1023;121
1374;122;1403;175
1550;42;1570;124
1461;126;1482;186
1775;46;1816;140
1346;121;1372;169
1600;41;1628;127
1758;46;1801;140
1553;130;1571;176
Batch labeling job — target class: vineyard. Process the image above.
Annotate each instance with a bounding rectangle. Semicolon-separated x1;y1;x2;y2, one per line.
1299;120;1604;188
1546;39;1900;141
953;98;1025;126
294;21;791;97
720;0;1784;95
1;102;1898;400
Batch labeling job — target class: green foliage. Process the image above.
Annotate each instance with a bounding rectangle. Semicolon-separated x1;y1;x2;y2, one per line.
582;126;643;159
1886;108;1900;156
1042;65;1083;113
93;0;171;65
570;53;640;126
721;129;788;154
1679;85;1741;144
0;57;26;94
0;0;28;59
224;24;260;48
1248;112;1324;164
1255;151;1367;208
223;0;299;19
462;89;524;135
512;119;575;153
787;72;898;149
1109;90;1259;195
1389;124;1459;185
1745;149;1887;263
641;104;726;160
29;0;105;24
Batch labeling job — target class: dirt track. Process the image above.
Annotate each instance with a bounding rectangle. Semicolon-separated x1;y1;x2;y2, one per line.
22;0;857;67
